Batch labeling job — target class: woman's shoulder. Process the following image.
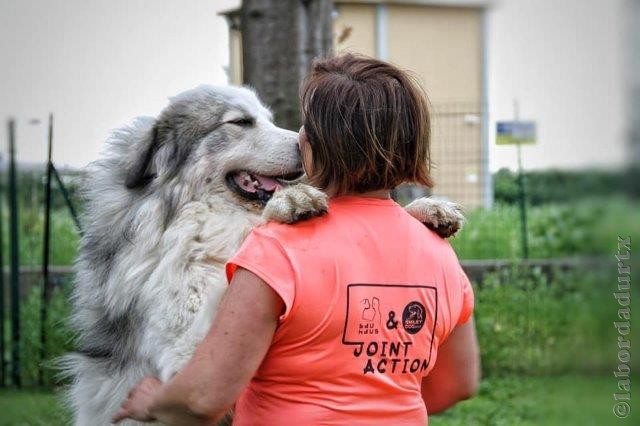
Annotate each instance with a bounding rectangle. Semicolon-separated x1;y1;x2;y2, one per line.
253;214;328;243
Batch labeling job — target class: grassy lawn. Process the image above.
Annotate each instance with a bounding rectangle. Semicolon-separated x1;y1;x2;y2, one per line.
0;388;69;426
431;375;638;425
0;375;636;425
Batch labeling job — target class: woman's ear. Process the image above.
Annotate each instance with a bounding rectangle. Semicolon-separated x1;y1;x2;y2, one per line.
125;125;161;189
298;127;314;179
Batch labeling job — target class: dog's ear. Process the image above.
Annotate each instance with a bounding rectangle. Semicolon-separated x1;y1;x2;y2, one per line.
125;125;162;189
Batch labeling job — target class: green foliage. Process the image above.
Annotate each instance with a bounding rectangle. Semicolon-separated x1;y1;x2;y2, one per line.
0;169;83;213
4;285;75;388
473;266;633;377
493;166;639;205
1;207;80;266
7;263;622;389
449;203;522;259
493;169;521;205
2;375;632;425
451;197;640;259
0;168;82;266
432;376;538;425
0;389;70;426
431;375;637;425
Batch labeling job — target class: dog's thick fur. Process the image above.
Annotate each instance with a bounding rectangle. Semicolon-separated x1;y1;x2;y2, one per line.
64;85;464;425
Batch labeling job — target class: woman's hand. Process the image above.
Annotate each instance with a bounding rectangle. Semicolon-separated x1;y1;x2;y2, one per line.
112;377;162;423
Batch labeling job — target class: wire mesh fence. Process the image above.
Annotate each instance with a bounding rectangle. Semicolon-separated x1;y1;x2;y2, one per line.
431;101;488;209
394;103;488;203
393;102;524;260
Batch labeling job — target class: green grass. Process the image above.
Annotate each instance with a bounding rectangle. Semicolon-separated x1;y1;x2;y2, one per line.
1;375;636;425
473;266;635;377
432;375;638;425
0;388;70;426
450;197;640;259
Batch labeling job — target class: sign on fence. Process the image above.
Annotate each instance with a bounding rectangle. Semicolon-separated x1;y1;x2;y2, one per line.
496;121;537;145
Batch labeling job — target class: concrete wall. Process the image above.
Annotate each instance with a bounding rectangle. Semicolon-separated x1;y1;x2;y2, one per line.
333;3;377;56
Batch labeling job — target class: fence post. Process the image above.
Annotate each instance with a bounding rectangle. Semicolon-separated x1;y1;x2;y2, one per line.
513;100;530;259
39;113;54;387
51;165;82;235
8;119;21;388
0;152;5;388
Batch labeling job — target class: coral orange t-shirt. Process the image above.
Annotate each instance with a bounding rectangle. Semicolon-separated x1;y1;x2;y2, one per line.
226;196;474;426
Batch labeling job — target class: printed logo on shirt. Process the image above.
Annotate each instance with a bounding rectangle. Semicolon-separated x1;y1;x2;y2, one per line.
342;284;437;376
359;297;382;335
402;301;426;334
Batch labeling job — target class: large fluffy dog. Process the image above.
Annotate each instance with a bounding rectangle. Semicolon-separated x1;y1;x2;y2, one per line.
65;85;463;425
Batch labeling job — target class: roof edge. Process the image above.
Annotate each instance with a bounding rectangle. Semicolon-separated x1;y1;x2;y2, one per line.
335;0;492;8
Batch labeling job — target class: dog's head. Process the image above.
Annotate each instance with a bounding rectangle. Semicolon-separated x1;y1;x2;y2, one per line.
123;85;303;213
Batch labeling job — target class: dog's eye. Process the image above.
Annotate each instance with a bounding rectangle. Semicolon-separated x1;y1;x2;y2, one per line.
227;118;254;127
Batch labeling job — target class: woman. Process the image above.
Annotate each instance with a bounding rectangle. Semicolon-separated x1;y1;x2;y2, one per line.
114;54;480;425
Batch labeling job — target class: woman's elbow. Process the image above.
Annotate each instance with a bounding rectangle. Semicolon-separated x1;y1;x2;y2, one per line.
186;392;230;424
458;368;481;401
461;343;482;400
459;379;480;401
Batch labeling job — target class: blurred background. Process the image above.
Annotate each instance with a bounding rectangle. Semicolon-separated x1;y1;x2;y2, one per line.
0;0;638;424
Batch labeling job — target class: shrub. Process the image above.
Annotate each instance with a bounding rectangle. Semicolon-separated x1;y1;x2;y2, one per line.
9;265;626;387
473;266;634;377
2;207;80;266
493;166;639;205
451;198;640;259
4;285;75;387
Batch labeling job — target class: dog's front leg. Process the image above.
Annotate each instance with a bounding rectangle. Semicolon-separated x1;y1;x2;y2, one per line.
405;197;465;238
262;184;328;223
263;185;465;239
145;269;227;382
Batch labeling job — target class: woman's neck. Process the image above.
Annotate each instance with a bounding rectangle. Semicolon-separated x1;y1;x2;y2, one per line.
329;188;392;200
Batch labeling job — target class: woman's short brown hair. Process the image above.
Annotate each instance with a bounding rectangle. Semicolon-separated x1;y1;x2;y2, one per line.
300;53;433;195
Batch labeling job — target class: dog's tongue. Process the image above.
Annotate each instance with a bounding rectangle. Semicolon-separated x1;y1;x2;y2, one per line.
254;174;282;192
233;171;282;193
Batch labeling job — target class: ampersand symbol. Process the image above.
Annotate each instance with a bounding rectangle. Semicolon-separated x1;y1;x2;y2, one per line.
386;310;398;330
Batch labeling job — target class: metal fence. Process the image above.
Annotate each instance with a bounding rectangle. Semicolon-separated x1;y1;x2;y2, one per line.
394;102;490;207
431;102;490;209
1;117;82;388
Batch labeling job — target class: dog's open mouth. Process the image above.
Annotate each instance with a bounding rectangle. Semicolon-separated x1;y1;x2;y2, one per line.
226;170;304;203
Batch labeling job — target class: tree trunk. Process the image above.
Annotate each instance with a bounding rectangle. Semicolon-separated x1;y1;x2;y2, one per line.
241;0;333;130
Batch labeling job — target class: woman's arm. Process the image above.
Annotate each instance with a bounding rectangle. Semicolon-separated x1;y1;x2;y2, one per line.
420;317;481;415
113;267;283;424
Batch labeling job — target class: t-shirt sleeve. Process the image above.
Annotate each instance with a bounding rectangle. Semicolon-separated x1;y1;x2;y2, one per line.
457;267;475;326
225;228;296;321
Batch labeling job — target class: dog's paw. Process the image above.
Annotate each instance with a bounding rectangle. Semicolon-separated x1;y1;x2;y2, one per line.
405;197;465;238
262;184;328;224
